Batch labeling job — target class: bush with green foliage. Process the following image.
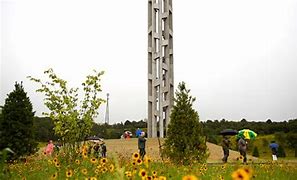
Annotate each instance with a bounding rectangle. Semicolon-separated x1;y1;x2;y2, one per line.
277;145;286;157
252;146;260;157
262;138;269;147
163;82;208;165
28;68;105;145
0;82;38;159
286;133;297;157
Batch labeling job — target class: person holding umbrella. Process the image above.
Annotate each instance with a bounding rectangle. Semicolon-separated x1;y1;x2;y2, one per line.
237;135;247;164
269;141;279;161
221;135;231;163
138;131;147;160
220;129;238;163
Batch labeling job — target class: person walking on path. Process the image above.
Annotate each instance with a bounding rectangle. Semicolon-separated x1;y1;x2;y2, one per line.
238;137;247;163
101;141;107;158
93;142;100;158
221;135;231;163
269;141;279;161
138;132;147;160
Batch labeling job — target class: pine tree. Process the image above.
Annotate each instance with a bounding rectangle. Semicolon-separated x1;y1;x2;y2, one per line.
252;146;260;157
163;82;208;165
0;82;38;159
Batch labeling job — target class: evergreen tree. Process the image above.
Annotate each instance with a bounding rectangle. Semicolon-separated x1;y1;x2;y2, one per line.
252;146;260;157
277;145;286;157
0;82;38;159
163;82;208;165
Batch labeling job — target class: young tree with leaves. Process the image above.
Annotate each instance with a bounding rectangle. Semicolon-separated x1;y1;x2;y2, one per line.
163;82;208;165
0;82;38;159
28;68;105;146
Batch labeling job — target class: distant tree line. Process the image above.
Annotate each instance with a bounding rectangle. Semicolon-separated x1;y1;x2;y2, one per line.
34;117;147;142
201;118;297;137
34;116;297;142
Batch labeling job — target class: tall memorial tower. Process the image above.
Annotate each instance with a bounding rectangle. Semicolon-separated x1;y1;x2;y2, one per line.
147;0;174;138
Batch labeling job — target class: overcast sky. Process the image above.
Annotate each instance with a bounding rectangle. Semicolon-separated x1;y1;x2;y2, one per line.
1;0;297;124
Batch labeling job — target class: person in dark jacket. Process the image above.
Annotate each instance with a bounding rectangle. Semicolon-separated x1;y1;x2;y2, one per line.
238;137;247;163
93;142;100;158
101;141;107;158
138;132;147;160
269;141;279;161
221;135;231;163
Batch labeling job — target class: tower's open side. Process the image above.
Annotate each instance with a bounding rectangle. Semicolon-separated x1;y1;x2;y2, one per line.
148;0;174;138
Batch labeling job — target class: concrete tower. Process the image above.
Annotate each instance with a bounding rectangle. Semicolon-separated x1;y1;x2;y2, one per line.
148;0;174;138
104;93;109;124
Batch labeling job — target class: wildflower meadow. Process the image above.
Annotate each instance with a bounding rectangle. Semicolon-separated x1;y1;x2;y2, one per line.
3;141;297;180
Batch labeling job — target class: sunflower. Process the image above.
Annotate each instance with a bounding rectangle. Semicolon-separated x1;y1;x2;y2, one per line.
132;161;137;166
43;151;47;155
137;158;143;165
159;176;167;180
82;152;88;158
94;168;100;174
81;168;88;175
182;175;198;180
66;169;73;178
53;158;58;164
101;167;108;173
146;176;153;180
50;172;58;180
90;177;97;180
132;152;140;160
152;171;157;177
125;171;132;178
242;167;253;177
231;168;249;180
139;169;147;177
218;175;224;180
100;158;108;164
75;159;80;165
55;162;60;168
90;158;97;164
109;164;115;172
144;156;152;164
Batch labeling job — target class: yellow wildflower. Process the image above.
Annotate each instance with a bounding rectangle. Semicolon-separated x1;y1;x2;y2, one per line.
182;175;198;180
81;168;88;175
50;172;58;180
90;158;97;164
139;169;147;177
132;152;140;160
66;169;73;178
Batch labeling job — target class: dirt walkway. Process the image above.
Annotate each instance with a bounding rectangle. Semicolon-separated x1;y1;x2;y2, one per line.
104;138;257;163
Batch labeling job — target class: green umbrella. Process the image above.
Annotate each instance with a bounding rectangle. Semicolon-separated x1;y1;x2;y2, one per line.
237;129;257;140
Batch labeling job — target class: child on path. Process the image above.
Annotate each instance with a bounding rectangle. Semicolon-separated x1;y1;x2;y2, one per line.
45;140;54;155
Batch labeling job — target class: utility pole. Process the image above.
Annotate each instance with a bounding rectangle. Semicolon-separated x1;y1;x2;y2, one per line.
104;93;109;124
